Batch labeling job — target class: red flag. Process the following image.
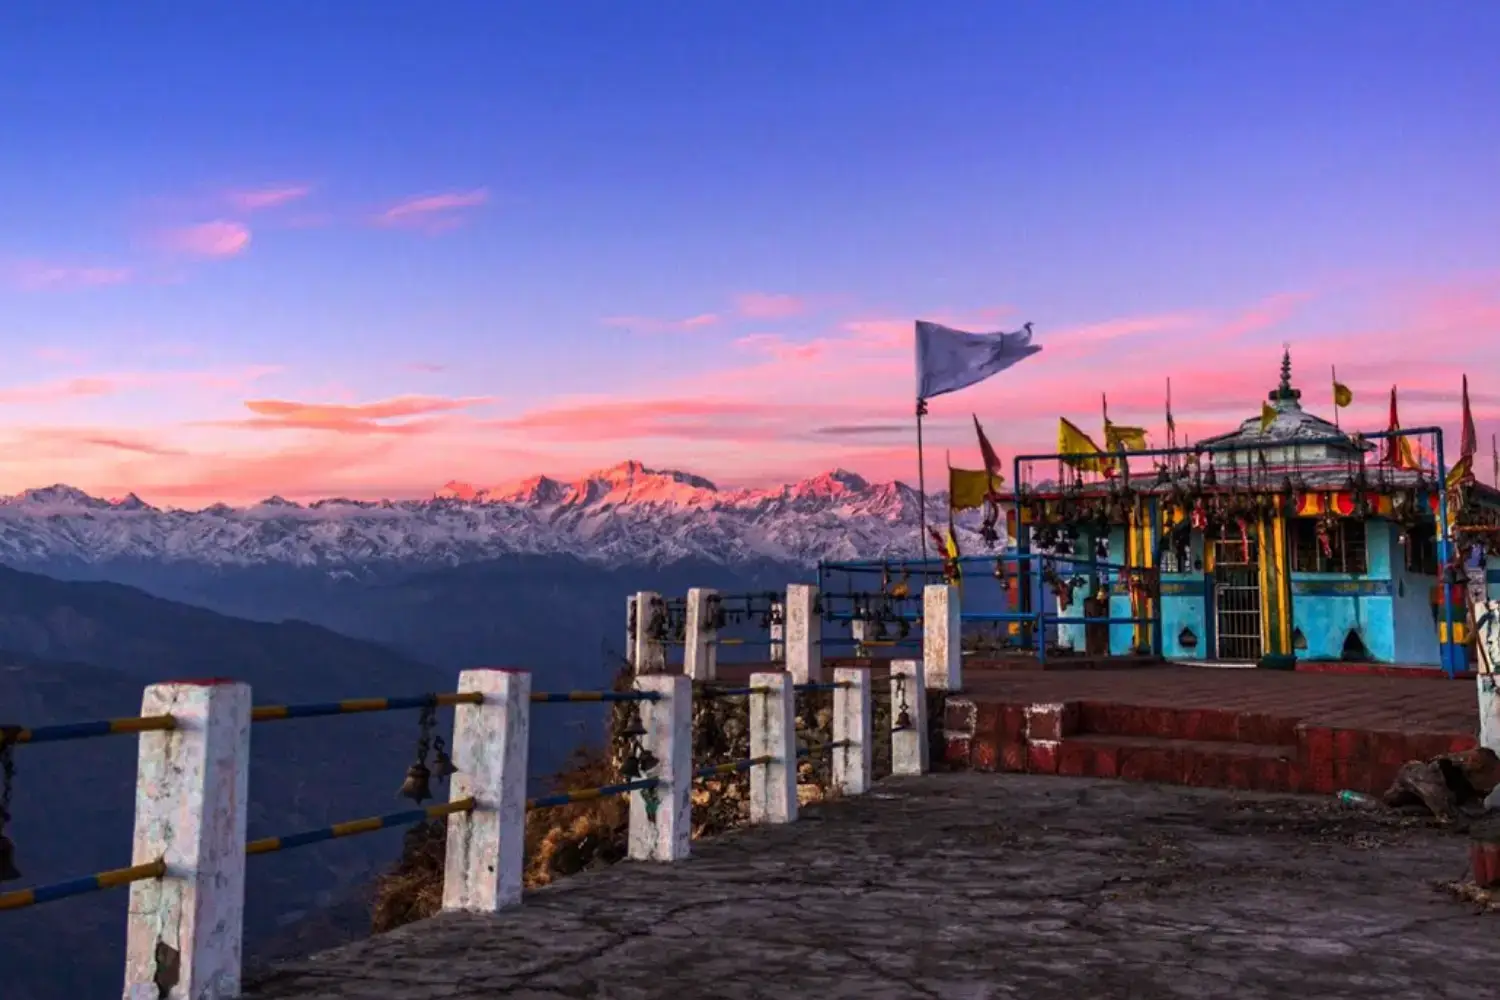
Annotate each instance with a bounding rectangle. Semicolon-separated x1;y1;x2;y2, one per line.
972;415;1003;482
1461;374;1478;460
1384;386;1419;470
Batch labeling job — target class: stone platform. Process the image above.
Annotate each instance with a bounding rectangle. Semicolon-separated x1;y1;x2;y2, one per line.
946;665;1479;795
242;774;1496;999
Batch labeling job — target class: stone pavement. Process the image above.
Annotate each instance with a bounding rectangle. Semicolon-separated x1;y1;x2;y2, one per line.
244;773;1498;999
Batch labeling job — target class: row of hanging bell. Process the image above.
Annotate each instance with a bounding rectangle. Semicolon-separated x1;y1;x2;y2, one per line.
399;736;458;805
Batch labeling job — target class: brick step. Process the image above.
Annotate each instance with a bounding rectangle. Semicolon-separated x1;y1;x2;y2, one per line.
1074;701;1301;747
1054;733;1299;792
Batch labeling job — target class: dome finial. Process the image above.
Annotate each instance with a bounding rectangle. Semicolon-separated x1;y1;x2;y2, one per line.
1268;343;1301;405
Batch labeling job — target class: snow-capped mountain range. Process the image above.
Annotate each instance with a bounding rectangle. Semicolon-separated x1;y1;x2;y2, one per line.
0;461;998;569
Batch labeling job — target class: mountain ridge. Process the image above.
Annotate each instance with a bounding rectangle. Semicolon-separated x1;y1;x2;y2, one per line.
0;461;1002;571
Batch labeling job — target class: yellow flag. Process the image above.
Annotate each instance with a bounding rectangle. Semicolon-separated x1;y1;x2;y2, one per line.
1104;421;1148;452
1058;418;1106;472
1260;403;1277;432
948;466;1003;511
1447;454;1473;490
1332;382;1353;408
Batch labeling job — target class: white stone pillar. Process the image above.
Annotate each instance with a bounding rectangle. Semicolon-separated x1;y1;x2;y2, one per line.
683;587;718;681
749;671;797;824
1476;600;1500;754
442;668;530;913
632;591;666;674
832;667;872;796
625;595;637;670
628;674;692;861
784;583;822;684
890;659;929;776
123;679;251;1000
851;618;870;658
769;599;786;662
923;583;962;691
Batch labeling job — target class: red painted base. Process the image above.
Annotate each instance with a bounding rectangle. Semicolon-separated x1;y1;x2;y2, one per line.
944;695;1477;795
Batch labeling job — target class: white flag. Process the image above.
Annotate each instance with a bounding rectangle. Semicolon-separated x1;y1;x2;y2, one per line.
916;321;1041;401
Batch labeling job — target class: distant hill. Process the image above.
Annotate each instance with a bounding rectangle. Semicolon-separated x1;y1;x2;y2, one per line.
0;570;473;1000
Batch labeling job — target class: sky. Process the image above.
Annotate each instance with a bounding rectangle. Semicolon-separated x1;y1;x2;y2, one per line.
1;2;1498;507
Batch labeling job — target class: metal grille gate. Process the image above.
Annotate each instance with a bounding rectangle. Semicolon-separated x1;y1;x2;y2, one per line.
1213;537;1262;662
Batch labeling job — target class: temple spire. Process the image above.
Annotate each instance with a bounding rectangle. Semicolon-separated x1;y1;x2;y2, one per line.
1269;344;1302;407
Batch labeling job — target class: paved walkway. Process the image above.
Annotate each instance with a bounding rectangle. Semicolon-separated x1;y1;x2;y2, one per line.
244;773;1497;999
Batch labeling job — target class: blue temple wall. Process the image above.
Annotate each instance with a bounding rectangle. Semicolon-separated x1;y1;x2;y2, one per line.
1389;548;1439;665
1158;530;1209;660
1489;567;1500;602
1289;519;1402;664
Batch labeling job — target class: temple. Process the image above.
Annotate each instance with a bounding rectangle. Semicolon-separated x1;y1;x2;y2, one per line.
1015;351;1500;673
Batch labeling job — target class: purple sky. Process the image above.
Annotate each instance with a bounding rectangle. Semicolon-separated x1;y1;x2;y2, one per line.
1;2;1497;505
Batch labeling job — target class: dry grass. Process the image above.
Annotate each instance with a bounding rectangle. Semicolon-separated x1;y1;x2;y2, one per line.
369;666;902;935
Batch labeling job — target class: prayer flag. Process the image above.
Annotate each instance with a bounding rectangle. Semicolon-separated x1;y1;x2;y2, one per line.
1260;402;1277;433
1447;455;1473;491
1461;374;1478;460
1105;422;1149;452
1384;386;1421;470
948;465;1004;511
973;415;1004;482
916;321;1041;401
1058;418;1106;473
1332;381;1353;408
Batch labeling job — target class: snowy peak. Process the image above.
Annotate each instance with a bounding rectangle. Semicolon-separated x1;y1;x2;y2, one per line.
3;484;114;510
0;462;993;571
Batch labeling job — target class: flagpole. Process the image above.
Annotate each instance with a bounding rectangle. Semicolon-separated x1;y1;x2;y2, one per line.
1331;365;1340;431
916;397;930;567
1492;432;1498;489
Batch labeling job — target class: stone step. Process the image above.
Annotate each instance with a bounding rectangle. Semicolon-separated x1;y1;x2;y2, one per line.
1053;733;1299;792
1074;701;1301;747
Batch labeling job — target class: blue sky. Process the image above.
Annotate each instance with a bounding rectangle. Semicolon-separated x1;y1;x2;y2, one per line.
0;2;1496;503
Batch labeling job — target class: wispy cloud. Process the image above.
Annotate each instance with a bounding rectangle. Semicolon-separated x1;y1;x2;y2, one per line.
31;347;91;365
375;189;490;232
601;313;721;334
403;361;447;373
226;184;312;211
155;220;252;258
5;261;133;291
735;291;807;320
228;394;494;434
0;366;280;407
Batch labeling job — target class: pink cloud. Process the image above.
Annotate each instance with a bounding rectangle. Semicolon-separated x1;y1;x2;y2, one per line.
225;394;494;435
0;366;280;407
227;185;312;211
376;189;490;231
735;292;807;320
6;261;133;291
600;313;722;334
733;334;828;363
156;220;252;258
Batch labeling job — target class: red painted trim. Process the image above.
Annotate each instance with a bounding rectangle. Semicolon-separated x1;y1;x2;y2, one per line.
1292;662;1474;680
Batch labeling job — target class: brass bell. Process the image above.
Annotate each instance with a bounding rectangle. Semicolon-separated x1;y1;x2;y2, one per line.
895;708;912;731
0;834;20;883
398;761;433;803
620;715;647;740
636;748;659;775
431;742;458;780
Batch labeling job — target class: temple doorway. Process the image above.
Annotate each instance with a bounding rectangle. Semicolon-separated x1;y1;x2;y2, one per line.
1212;536;1263;662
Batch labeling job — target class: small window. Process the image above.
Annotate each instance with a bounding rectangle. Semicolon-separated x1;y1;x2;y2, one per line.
1290;518;1368;574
